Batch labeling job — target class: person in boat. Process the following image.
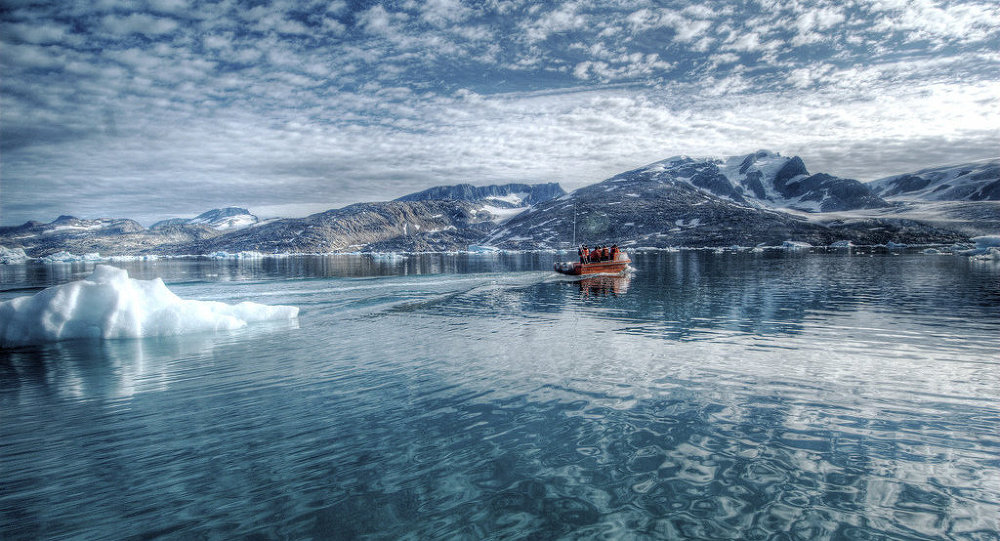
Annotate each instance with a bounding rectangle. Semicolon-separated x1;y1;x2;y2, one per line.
581;245;590;263
602;246;610;260
610;244;619;260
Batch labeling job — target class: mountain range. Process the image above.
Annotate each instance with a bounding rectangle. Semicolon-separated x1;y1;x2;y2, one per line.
2;152;997;258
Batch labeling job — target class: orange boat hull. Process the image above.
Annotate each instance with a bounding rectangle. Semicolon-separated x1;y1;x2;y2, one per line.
554;258;631;276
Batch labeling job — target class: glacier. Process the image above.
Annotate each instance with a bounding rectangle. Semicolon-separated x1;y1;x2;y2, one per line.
0;265;298;347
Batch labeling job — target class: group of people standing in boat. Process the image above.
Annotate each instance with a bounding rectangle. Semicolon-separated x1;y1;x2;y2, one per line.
578;244;621;263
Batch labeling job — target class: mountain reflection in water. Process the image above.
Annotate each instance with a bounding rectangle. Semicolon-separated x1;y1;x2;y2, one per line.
1;251;998;539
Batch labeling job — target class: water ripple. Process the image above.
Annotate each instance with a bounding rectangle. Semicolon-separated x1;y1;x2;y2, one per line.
2;253;999;539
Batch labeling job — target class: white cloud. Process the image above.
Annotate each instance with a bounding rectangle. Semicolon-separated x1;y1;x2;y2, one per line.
869;0;1000;45
99;13;179;36
787;64;834;88
681;5;715;19
523;3;588;42
419;0;475;26
3;0;999;224
357;5;409;36
726;32;762;52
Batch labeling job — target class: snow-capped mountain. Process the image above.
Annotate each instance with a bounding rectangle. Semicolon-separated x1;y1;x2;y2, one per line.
190;200;498;254
868;158;1000;201
395;182;566;225
150;207;259;231
396;183;564;208
2;154;994;258
629;151;888;212
481;152;970;250
0;215;143;238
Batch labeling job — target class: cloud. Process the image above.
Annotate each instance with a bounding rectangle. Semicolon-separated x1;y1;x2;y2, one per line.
357;5;409;36
869;0;1000;45
419;0;475;27
99;13;179;36
523;3;588;42
2;0;998;225
1;21;70;44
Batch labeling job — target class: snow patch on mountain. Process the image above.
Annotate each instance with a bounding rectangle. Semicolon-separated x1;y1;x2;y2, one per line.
396;183;564;209
869;158;1000;201
151;207;259;231
624;151;887;213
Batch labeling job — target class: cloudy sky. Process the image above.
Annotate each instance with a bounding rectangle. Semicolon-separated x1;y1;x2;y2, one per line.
2;0;998;225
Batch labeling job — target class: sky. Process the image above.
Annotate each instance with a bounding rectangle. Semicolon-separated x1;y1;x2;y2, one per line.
1;0;998;226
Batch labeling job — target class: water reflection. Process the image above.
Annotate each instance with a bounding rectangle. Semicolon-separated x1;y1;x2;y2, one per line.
1;252;998;539
0;320;299;402
577;273;632;298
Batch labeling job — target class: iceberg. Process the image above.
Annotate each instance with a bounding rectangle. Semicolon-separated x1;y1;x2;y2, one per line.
208;251;268;259
41;251;104;263
0;265;298;347
467;245;501;253
956;235;1000;258
971;235;1000;249
1;246;30;264
781;240;812;249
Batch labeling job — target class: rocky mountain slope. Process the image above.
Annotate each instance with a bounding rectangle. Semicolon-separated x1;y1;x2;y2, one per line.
396;182;565;208
633;151;889;212
150;207;260;231
1;158;995;258
483;156;967;250
173;200;497;254
868;158;1000;201
0;214;221;257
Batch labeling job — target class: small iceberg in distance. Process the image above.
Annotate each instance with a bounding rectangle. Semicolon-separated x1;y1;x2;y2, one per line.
781;240;813;249
467;245;500;253
0;265;298;347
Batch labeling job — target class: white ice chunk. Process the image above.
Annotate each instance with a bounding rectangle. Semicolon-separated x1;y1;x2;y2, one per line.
781;240;813;249
972;235;1000;249
0;265;298;347
467;245;500;253
0;246;30;264
41;251;104;263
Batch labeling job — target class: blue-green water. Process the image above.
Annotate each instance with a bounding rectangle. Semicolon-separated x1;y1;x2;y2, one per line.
2;251;999;539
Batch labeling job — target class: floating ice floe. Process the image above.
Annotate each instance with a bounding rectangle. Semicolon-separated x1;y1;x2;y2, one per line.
0;246;30;264
972;235;1000;249
0;265;298;347
107;254;161;262
829;240;854;248
208;251;268;259
467;245;501;253
781;240;813;249
966;235;1000;261
367;252;407;260
956;235;1000;259
41;251;104;263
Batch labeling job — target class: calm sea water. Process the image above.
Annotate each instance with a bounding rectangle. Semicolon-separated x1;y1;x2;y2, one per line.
2;251;999;540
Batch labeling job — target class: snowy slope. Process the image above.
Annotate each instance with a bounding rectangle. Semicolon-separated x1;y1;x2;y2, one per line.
395;182;566;224
629;151;888;212
868;158;1000;201
151;207;260;231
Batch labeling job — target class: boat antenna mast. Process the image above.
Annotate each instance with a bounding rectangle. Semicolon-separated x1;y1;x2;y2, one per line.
571;203;577;248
